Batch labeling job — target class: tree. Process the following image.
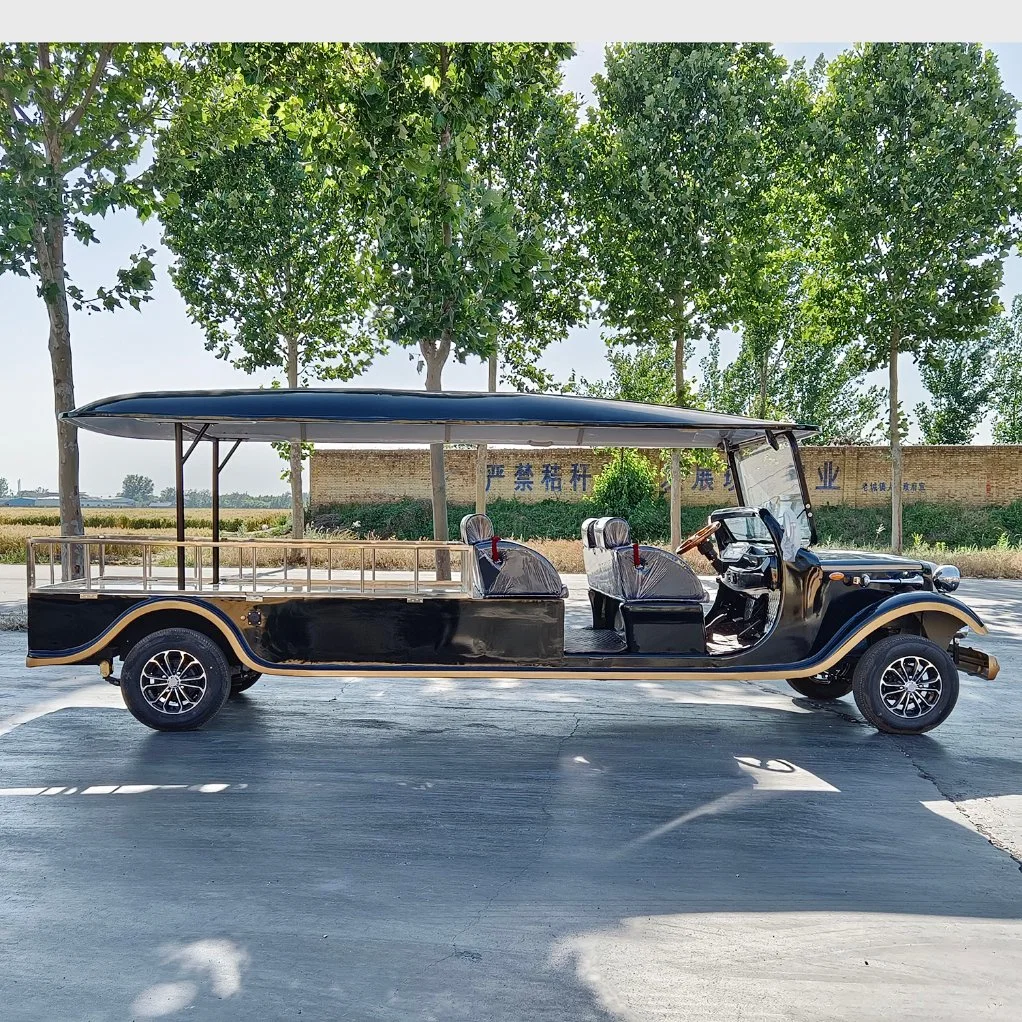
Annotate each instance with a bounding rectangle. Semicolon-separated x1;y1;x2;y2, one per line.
813;43;1022;550
121;473;154;505
573;344;692;407
158;53;380;540
0;44;176;568
353;44;578;575
470;63;589;512
991;296;1022;443
583;43;789;547
914;332;996;444
0;478;10;498
159;139;378;541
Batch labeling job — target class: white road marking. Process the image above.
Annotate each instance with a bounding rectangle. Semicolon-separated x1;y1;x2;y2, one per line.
0;782;245;796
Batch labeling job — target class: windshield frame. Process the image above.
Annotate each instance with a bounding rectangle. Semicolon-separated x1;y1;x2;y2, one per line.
727;431;818;547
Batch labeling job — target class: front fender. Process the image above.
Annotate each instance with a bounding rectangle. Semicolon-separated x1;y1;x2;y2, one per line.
839;590;985;642
810;591;986;671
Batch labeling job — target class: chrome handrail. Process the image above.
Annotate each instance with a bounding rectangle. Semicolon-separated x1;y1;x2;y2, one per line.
26;536;473;598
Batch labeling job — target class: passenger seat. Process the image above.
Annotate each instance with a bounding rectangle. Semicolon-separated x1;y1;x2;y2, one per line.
459;514;567;598
584;516;706;603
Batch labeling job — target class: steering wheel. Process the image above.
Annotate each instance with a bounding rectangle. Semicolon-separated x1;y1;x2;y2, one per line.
676;520;721;555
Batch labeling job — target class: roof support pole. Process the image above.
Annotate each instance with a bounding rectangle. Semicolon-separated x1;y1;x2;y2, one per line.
211;438;220;585
175;422;186;591
474;350;498;515
670;450;682;553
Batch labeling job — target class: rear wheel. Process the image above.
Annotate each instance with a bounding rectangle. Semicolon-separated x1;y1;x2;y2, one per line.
120;628;231;731
230;669;262;696
851;634;959;735
786;671;853;700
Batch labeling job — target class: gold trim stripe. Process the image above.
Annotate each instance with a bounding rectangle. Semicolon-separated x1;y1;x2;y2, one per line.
25;598;986;680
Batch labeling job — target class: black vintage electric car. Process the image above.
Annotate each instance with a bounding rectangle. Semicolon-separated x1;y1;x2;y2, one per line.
25;389;997;735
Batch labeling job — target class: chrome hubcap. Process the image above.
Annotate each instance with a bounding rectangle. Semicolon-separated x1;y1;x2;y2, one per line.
879;655;942;718
140;650;207;714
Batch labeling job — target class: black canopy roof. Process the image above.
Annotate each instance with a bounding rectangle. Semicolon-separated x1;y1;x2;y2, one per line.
61;389;817;448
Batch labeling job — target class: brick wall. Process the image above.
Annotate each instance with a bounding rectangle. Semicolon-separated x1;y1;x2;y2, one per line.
311;445;1022;508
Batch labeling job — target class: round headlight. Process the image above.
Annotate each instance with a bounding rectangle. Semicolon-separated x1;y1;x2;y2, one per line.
933;564;961;593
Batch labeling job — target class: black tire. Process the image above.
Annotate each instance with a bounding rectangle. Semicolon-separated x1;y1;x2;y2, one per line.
786;672;854;700
851;633;959;735
120;627;232;731
230;669;262;696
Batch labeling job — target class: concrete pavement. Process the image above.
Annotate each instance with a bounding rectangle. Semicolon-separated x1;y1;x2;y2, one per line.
1;576;1021;1020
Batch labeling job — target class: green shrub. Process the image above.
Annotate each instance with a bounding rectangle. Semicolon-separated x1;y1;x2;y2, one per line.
589;449;659;519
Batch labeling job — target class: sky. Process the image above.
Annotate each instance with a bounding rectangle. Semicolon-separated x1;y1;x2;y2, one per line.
2;42;1022;498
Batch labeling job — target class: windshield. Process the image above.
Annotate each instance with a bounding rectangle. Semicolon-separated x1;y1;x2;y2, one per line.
732;435;813;548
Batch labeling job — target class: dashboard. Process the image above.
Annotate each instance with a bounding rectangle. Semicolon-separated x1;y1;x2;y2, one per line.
717;541;777;595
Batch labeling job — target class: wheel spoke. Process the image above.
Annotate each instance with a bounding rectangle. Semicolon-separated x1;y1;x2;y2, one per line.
879;654;943;719
138;648;208;715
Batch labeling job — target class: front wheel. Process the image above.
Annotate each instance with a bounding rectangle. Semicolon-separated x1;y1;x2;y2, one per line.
851;634;959;735
120;628;232;731
786;671;853;700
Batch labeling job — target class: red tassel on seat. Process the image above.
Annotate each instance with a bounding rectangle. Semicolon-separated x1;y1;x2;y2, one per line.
633;541;641;567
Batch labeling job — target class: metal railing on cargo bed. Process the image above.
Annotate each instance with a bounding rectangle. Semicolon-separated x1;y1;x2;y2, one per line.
27;536;473;598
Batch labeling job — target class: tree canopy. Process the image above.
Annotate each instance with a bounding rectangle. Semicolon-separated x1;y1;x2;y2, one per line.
583;44;789;368
121;473;154;505
914;333;997;445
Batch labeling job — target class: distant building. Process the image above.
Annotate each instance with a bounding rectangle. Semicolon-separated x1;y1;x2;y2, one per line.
0;492;136;508
0;495;46;507
82;496;135;508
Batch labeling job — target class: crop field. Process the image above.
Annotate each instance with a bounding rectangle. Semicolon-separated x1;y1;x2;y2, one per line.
0;508;289;564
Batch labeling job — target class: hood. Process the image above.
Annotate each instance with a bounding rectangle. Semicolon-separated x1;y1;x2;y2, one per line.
815;549;932;575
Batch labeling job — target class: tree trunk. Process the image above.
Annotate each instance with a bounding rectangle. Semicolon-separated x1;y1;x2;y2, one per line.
889;328;903;554
286;336;304;541
758;348;768;419
670;330;685;551
34;217;84;578
425;353;451;580
475;351;498;515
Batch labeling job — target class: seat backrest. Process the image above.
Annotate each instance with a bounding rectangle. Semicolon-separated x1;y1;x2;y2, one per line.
581;517;600;576
460;513;494;544
595;517;630;550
